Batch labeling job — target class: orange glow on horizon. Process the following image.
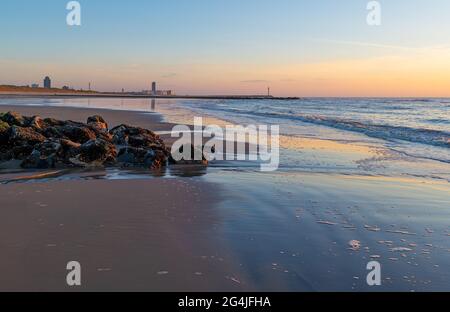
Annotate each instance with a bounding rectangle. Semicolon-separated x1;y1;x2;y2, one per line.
2;46;450;97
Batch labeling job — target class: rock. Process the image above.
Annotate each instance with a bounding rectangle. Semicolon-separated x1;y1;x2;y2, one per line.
43;118;65;127
110;124;162;148
47;120;111;143
27;116;46;130
0;113;199;171
117;147;147;165
117;147;160;168
111;124;169;169
87;115;108;132
59;124;97;144
92;129;113;142
0;111;25;126
42;126;66;140
349;240;362;251
0;151;13;162
79;139;117;164
0;120;10;144
59;139;81;161
21;139;62;169
67;157;89;167
110;124;130;145
12;145;35;160
0;120;9;132
0;121;12;161
9;125;47;146
151;150;169;169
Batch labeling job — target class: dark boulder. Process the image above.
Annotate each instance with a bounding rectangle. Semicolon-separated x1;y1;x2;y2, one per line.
27;116;46;131
79;138;117;164
9;125;47;146
92;129;113;142
128;133;165;149
59;124;97;144
110;124;160;147
117;147;159;168
0;120;10;144
151;149;169;169
0;121;12;161
110;124;131;145
42;126;66;140
43;118;65;127
21;139;62;169
0;150;12;162
59;139;81;161
12;145;35;160
0;111;25;127
87;115;108;132
0;113;199;171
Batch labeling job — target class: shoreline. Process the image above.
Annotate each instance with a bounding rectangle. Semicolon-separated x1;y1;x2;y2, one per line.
0;91;299;101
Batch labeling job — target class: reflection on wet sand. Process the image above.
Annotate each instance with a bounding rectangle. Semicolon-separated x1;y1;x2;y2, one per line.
0;165;209;185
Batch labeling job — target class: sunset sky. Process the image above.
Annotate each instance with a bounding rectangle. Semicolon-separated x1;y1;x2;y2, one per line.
1;0;450;96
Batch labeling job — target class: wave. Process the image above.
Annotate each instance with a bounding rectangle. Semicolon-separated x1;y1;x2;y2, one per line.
290;115;450;148
427;118;450;125
194;105;450;149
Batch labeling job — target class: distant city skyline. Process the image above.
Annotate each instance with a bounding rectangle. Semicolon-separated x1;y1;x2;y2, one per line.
2;1;450;96
14;77;176;96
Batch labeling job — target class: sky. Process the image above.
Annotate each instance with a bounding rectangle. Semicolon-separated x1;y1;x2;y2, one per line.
1;0;450;96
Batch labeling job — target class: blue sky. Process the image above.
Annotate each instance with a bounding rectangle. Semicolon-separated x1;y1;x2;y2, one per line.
2;0;450;96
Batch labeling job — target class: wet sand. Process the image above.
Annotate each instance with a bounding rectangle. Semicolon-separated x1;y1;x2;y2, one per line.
0;178;253;292
203;170;450;291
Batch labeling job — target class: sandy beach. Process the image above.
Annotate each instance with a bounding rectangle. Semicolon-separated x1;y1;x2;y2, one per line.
0;104;249;291
0;99;449;292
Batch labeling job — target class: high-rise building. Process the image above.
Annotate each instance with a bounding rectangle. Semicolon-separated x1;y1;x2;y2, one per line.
43;76;51;89
151;82;157;95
